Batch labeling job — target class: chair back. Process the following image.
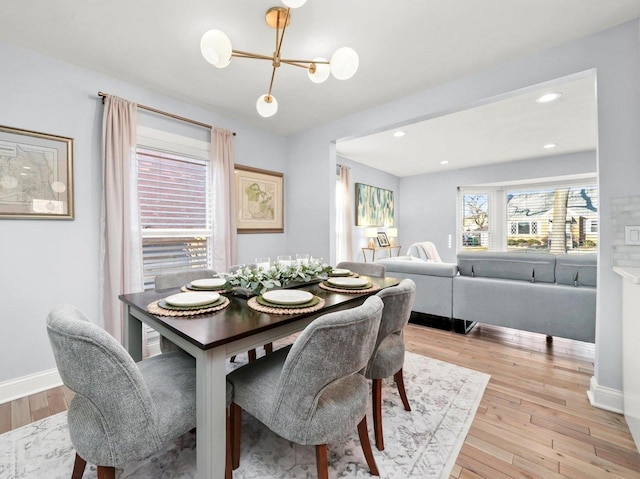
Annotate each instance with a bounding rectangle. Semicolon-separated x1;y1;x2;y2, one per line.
366;279;416;377
269;296;383;433
154;268;217;290
336;261;386;278
46;305;163;464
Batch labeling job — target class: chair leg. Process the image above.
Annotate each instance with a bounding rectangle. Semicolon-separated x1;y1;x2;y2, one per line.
264;342;273;354
315;444;329;479
71;453;86;479
248;349;257;362
226;407;233;479
230;355;237;363
231;403;242;469
357;416;379;476
97;466;116;479
394;368;411;411
372;378;384;451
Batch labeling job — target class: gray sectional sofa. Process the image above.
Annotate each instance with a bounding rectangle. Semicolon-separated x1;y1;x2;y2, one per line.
375;251;597;343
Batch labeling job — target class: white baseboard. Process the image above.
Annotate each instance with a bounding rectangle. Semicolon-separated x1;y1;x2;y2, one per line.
0;369;62;405
587;376;624;414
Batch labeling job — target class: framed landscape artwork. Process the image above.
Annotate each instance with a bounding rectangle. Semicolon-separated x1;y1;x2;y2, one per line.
235;164;284;233
0;125;74;219
355;182;394;227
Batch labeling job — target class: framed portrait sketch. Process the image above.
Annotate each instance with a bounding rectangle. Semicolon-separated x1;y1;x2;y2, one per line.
377;232;390;247
0;126;74;219
235;164;284;233
355;182;394;226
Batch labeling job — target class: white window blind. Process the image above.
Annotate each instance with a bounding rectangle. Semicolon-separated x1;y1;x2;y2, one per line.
136;129;212;290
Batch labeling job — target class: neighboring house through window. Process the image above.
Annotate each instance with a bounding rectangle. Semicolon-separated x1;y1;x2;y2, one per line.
459;178;598;254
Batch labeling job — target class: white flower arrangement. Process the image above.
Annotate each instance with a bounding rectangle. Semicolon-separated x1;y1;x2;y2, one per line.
227;258;332;295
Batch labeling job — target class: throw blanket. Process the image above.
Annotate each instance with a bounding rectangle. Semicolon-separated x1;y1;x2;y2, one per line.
411;241;443;262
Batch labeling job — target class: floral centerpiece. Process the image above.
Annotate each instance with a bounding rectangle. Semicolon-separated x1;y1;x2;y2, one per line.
227;258;332;296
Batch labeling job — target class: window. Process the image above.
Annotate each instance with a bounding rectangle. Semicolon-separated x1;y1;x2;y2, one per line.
459;179;598;254
460;191;503;251
137;128;211;290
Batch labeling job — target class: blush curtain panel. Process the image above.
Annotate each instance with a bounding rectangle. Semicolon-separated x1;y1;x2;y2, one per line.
100;95;143;344
336;164;353;262
211;127;237;272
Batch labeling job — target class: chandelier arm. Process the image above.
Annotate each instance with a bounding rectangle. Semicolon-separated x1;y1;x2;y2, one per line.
232;50;274;61
275;8;291;59
280;60;313;69
281;58;330;65
267;65;278;99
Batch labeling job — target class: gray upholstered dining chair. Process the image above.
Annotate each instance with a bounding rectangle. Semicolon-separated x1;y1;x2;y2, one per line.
46;304;233;479
154;268;218;353
227;295;384;479
365;278;416;451
336;261;386;278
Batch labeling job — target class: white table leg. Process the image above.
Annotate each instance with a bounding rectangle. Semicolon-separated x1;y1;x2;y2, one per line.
123;304;142;361
196;346;228;479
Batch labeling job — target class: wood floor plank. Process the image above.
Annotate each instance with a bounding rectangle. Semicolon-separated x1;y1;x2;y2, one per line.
10;396;31;429
46;386;67;415
29;391;50;422
0;401;11;434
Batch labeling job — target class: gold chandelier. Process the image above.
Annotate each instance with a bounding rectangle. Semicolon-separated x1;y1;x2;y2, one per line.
200;0;359;117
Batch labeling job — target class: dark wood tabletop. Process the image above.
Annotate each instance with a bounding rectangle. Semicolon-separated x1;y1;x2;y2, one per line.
119;275;400;351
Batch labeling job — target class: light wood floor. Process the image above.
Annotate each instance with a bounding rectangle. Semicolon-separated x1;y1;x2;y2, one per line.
2;322;639;479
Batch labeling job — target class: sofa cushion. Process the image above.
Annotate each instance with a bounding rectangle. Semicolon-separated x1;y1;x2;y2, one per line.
555;254;597;286
457;252;556;283
376;258;458;278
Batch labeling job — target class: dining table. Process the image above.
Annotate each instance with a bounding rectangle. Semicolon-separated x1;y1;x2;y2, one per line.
119;274;400;479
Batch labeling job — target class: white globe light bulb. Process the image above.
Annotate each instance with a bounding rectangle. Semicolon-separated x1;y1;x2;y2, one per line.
307;57;330;83
282;0;307;8
256;94;278;117
200;30;232;68
330;47;359;80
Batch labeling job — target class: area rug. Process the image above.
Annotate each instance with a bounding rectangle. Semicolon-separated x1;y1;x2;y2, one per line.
0;352;489;479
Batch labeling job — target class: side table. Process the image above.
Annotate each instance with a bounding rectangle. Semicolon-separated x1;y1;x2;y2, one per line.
362;245;402;262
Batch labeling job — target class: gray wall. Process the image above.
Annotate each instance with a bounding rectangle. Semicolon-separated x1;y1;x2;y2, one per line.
285;21;640;397
0;41;286;384
337;156;401;262
400;150;597;263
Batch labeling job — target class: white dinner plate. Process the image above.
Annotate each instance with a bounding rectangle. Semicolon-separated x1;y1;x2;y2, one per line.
262;289;314;305
165;292;220;307
331;268;351;275
327;277;369;288
190;278;227;289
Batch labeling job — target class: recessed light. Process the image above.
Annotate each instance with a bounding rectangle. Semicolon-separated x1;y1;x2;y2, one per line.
440;160;449;165
536;92;562;103
543;143;557;149
393;131;406;138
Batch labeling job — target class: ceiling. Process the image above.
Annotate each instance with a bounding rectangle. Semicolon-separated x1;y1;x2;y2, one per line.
1;1;639;140
337;74;598;177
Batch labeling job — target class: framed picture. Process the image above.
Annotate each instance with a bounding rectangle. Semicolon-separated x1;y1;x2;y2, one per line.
355;183;394;226
377;232;390;247
0;126;74;219
235;164;284;233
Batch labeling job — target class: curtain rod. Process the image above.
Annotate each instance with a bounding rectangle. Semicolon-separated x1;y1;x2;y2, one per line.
98;92;236;136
